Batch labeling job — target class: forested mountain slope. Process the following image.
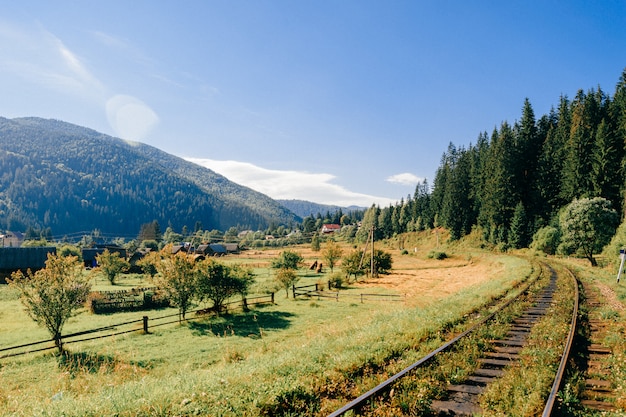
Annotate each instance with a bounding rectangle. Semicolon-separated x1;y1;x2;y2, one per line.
0;117;300;237
277;199;364;219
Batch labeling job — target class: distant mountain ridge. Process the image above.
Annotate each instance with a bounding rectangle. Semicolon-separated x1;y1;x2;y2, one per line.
0;117;300;237
277;199;365;218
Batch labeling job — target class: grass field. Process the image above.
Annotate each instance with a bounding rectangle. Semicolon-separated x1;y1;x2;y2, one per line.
0;232;575;416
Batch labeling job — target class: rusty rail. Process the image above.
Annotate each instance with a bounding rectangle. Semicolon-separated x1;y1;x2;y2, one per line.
541;267;579;417
328;261;546;416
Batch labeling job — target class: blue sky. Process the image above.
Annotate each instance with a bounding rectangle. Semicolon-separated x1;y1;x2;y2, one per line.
1;1;625;207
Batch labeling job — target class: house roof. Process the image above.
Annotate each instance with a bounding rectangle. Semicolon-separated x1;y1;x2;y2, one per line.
209;244;227;254
0;247;56;270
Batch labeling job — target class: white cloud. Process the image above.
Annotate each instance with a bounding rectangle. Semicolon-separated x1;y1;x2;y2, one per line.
185;158;397;207
0;22;158;141
386;172;422;186
0;22;104;99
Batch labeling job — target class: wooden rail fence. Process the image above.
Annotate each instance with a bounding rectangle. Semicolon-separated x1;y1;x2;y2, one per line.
0;293;275;359
292;283;405;303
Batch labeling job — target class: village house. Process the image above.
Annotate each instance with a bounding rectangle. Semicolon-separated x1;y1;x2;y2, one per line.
0;231;25;247
321;224;341;234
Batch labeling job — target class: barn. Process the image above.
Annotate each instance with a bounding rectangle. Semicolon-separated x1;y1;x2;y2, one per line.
82;245;128;268
0;247;57;283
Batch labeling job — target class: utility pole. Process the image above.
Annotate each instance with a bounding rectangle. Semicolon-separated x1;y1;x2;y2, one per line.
358;225;376;277
617;249;625;283
370;225;375;278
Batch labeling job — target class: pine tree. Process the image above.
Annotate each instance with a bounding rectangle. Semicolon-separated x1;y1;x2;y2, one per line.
562;89;602;201
509;202;530;249
440;147;474;240
592;117;622;211
478;123;519;243
515;99;542;223
613;69;626;217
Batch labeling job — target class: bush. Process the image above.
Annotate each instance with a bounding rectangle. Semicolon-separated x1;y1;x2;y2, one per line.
86;292;105;313
428;251;448;260
328;272;345;288
530;226;560;255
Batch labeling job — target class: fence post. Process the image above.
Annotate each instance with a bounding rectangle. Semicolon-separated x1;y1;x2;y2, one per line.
328;280;331;290
143;316;149;334
271;292;275;304
243;297;248;310
361;294;364;304
292;284;296;299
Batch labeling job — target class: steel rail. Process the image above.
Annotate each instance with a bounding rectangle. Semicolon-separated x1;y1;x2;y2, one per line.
327;261;546;417
541;266;579;416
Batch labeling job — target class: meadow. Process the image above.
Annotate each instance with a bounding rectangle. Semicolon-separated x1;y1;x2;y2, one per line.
0;232;572;416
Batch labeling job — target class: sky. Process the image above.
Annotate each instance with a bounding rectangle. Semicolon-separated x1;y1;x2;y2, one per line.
1;1;625;207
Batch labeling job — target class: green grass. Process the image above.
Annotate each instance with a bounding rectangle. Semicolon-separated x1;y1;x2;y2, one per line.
0;249;532;416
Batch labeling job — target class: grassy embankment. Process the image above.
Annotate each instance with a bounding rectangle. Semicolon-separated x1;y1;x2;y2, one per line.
0;232;534;416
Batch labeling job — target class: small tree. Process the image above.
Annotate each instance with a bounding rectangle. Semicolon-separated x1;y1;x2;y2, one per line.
271;250;303;270
311;234;321;252
230;263;255;300
196;259;254;313
8;254;91;354
322;240;343;272
136;250;162;279
372;249;393;276
275;268;299;298
342;250;366;282
96;249;130;285
509;202;530;249
154;251;197;322
57;244;82;259
559;197;618;266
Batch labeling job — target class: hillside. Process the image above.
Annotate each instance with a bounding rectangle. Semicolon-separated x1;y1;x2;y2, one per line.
0;117;300;238
277;199;365;218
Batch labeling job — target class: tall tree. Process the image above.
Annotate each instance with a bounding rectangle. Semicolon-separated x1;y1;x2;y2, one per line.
535;105;563;222
412;179;432;230
356;205;381;242
478;123;519;244
592;117;622;211
515;99;542;224
613;69;626;217
440;146;474;240
561;89;601;201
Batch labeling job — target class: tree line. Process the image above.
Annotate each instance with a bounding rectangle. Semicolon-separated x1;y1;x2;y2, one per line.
358;68;626;254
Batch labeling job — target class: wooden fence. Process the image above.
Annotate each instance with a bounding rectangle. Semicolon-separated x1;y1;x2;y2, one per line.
0;293;275;359
292;283;405;303
87;287;170;314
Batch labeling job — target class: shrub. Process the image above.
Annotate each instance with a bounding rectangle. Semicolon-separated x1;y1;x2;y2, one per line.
328;272;345;288
530;226;560;255
428;251;448;260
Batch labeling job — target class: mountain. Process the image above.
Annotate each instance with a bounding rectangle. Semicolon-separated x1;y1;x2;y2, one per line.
0;117;300;238
277;199;366;219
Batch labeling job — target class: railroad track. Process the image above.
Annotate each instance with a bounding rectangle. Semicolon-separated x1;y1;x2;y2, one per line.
576;280;620;413
327;262;581;417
